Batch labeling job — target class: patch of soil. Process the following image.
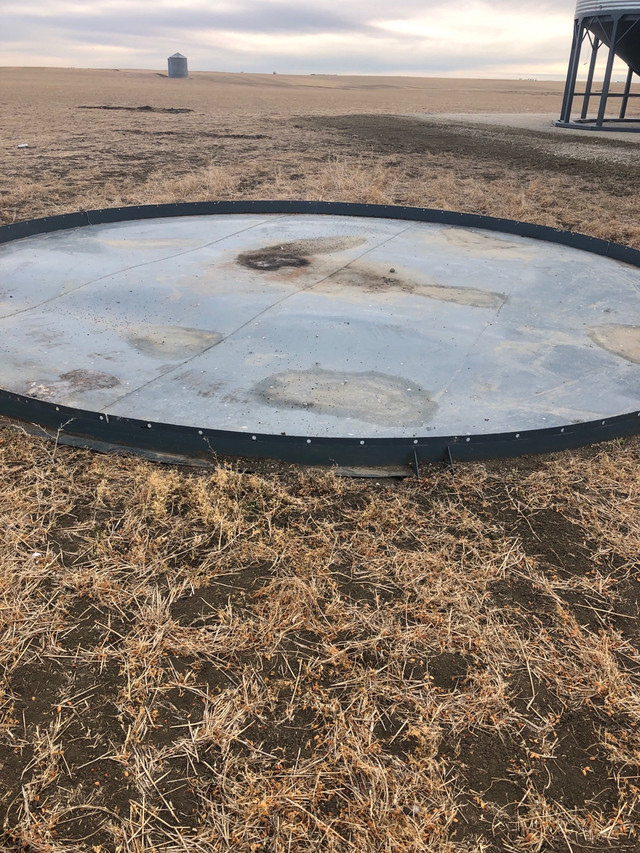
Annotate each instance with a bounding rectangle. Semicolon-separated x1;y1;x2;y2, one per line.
466;466;627;575
373;710;420;759
121;129;268;139
302;114;640;194
0;743;32;810
9;658;66;724
170;564;270;626
240;705;317;761
511;509;596;574
48;508;122;568
546;705;638;815
533;706;615;809
439;729;527;846
153;757;201;830
191;658;239;691
488;576;557;627
5;658;132;847
441;703;640;850
508;669;563;717
60;597;121;649
427;651;471;690
277;629;323;659
333;568;399;604
609;578;640;648
147;659;242;748
440;729;527;805
145;684;207;747
78;104;193;113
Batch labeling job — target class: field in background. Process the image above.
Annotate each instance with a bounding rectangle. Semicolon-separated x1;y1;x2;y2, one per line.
2;69;639;246
0;68;639;853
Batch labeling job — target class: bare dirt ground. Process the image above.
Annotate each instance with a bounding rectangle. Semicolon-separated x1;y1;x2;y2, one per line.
0;68;639;853
416;113;640;146
2;68;639;244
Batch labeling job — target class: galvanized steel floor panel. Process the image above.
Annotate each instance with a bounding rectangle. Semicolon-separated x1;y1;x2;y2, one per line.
2;213;640;439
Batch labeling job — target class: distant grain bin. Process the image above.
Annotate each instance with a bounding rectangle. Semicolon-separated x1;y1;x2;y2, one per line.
168;53;188;79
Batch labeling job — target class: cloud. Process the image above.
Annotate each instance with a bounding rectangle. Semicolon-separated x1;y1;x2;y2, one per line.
2;0;585;77
6;2;365;38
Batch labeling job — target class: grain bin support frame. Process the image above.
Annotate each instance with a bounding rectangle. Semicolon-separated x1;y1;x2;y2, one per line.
557;9;640;131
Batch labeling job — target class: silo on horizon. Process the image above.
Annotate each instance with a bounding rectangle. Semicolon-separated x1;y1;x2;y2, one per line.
168;53;189;79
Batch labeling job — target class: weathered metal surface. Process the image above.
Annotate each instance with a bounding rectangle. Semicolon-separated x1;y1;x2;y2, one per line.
576;1;640;16
2;208;640;458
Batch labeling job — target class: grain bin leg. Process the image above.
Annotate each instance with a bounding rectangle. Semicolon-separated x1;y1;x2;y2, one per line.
596;17;620;127
560;19;583;124
581;35;600;120
620;66;634;119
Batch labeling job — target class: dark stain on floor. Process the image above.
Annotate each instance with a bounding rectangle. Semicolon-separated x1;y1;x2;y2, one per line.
237;235;364;272
239;250;310;271
321;263;507;308
24;370;120;401
254;368;437;427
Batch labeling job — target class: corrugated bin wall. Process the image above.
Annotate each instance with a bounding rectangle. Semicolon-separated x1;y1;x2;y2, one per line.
168;53;189;79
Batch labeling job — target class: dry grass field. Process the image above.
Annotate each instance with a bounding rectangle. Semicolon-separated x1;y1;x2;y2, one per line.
0;68;639;853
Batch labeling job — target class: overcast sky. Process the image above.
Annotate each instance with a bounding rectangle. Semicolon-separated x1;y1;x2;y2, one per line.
1;0;601;78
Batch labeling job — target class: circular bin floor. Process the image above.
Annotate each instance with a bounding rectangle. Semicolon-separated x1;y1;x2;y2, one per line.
1;210;640;451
